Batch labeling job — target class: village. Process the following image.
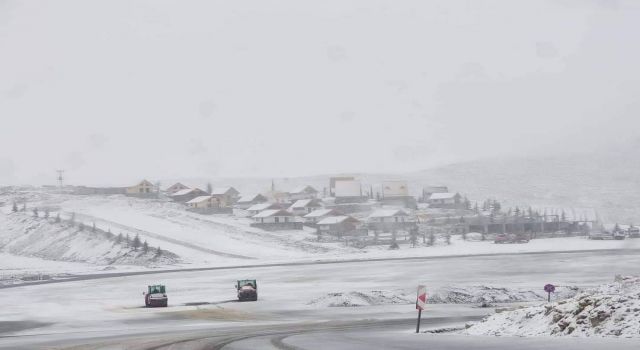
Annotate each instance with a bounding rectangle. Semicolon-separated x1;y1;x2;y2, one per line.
47;176;637;250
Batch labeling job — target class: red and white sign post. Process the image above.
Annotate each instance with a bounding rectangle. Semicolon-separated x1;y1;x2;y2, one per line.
415;285;427;333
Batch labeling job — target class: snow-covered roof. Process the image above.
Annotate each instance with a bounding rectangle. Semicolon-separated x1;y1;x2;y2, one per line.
252;209;292;218
368;209;408;218
317;216;358;225
237;194;264;203
291;185;318;194
290;199;320;209
186;195;213;204
211;187;238;195
304;209;336;218
171;188;198;196
429;192;458;200
247;202;277;212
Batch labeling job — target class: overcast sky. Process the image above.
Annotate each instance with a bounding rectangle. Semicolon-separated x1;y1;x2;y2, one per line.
1;0;639;185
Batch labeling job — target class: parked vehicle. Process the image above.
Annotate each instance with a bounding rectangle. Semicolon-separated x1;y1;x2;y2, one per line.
236;279;258;301
588;231;615;240
144;285;168;307
494;233;530;244
628;226;640;238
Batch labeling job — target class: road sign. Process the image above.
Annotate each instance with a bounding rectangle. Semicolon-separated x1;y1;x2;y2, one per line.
415;285;427;333
544;284;555;302
416;285;427;310
544;284;555;293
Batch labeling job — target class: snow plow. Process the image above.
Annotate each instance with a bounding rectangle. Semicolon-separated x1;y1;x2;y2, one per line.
236;279;258;301
144;285;168;307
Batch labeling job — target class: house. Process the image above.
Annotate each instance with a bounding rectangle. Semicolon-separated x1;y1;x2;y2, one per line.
210;187;240;206
334;180;366;204
166;182;189;194
329;176;355;196
317;216;363;236
381;180;417;209
422;186;449;202
234;194;268;210
303;208;341;225
250;209;302;230
289;185;318;201
125;180;156;197
289;199;322;216
186;195;222;213
367;209;416;232
427;192;461;209
170;188;209;203
246;202;283;216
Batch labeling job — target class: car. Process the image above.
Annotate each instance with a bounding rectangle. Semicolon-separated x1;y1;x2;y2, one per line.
588;231;615;240
144;284;168;307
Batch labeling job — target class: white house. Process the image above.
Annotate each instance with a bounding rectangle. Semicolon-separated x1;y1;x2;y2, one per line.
186;195;221;209
317;215;361;236
303;208;341;224
250;209;302;230
427;192;461;208
289;199;322;216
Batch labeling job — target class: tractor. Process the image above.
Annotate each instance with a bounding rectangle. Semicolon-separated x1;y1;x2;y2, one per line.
144;284;168;307
236;279;258;301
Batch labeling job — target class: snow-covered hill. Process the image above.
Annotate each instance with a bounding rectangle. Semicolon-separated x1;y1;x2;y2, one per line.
465;275;640;337
0;212;178;266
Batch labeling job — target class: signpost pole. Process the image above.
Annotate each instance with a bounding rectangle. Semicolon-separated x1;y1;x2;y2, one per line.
548;291;551;302
416;309;422;333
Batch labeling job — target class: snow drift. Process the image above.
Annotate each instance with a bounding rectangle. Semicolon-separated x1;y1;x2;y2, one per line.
466;276;640;337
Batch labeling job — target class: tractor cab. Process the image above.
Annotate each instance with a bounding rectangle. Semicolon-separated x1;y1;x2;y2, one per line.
144;284;168;307
236;279;258;301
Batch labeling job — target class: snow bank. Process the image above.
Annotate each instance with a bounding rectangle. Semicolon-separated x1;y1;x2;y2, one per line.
465;276;640;337
309;285;579;308
0;212;178;266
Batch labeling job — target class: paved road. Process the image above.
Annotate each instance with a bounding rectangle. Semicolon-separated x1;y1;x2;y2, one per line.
3;248;638;290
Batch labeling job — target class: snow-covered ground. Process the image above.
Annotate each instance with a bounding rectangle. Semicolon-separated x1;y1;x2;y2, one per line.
465;275;640;338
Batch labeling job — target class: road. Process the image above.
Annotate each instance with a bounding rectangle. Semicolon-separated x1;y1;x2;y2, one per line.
1;249;639;349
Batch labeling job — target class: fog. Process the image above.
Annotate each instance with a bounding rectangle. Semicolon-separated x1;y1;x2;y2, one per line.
1;0;639;185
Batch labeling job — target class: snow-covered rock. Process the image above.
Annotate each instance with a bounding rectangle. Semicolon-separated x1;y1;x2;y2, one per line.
465;276;640;337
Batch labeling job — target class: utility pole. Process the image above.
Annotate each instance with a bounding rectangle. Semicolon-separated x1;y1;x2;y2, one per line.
56;170;65;192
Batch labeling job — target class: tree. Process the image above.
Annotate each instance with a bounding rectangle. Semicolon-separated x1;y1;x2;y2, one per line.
514;207;521;217
12;202;18;212
125;234;131;246
92;222;96;232
492;201;501;213
473;202;479;214
206;182;213;194
116;233;123;243
409;227;418;248
55;213;61;223
132;234;141;250
155;246;163;256
32;207;39;217
78;222;85;231
44;208;50;219
143;240;149;253
427;233;435;246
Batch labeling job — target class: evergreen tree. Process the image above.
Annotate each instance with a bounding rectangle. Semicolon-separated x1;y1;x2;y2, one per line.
155;246;162;256
12;202;18;212
143;240;149;253
409;227;418;247
132;234;141;250
514;206;521;217
493;201;501;213
206;182;213;194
